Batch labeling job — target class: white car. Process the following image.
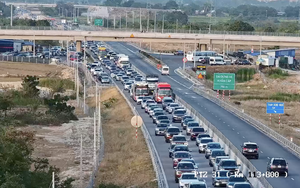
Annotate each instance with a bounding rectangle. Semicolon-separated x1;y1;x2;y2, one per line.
186;122;200;136
213;156;230;172
178;173;205;188
161;65;170;75
198;137;213;153
166;103;179;113
141;99;156;109
170;135;188;146
149;107;163;117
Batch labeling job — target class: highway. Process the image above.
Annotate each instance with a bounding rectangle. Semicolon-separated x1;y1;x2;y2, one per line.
107;42;300;188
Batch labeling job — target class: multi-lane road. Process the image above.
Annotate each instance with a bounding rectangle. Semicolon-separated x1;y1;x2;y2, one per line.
107;42;300;188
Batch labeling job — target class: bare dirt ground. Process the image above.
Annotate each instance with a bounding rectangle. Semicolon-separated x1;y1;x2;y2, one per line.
95;87;157;187
0;62;74;89
186;67;300;145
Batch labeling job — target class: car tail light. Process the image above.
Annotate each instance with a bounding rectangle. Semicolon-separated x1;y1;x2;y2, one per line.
176;171;182;175
255;148;258;151
174;159;178;162
286;165;288;169
243;148;247;151
271;165;276;169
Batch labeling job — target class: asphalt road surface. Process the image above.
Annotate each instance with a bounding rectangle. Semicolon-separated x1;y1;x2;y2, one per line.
106;42;300;188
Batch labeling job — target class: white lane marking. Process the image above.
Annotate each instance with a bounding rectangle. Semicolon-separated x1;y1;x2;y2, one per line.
228;125;230;126
267;157;270;159
223;122;225;123
215;115;217;117
168;72;192;89
237;132;239;134
242;136;245;139
260;151;263;154
291;178;294;180
191;96;196;99
188;84;194;89
232;128;235;130
177;88;182;90
219;119;221;121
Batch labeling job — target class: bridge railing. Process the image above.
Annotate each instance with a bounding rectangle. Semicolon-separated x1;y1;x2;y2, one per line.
1;25;300;37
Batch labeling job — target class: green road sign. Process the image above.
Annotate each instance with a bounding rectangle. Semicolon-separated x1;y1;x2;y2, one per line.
196;70;206;75
213;73;235;90
94;19;103;26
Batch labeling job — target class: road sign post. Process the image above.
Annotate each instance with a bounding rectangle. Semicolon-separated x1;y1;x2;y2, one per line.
94;19;103;26
131;115;143;144
213;73;235;90
266;102;284;129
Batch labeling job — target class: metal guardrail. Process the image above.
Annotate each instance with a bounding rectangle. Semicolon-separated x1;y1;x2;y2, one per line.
177;68;300;158
1;25;300;37
0;55;49;64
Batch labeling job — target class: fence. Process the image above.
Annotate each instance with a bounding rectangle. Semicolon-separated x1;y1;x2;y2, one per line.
2;25;300;37
0;55;49;64
177;67;300;158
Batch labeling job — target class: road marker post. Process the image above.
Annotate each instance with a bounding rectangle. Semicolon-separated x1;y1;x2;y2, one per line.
229;90;231;101
222;90;225;100
131;115;143;144
217;90;219;99
279;114;281;130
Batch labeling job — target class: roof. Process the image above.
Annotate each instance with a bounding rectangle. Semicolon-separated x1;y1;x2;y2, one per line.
263;48;298;53
157;82;171;87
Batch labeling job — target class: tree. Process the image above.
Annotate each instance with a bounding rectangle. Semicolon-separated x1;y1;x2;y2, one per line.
165;11;188;25
0;96;13;117
103;0;122;6
21;75;40;98
278;22;300;33
152;3;163;9
164;0;178;9
226;20;255;32
122;0;135;7
264;26;276;33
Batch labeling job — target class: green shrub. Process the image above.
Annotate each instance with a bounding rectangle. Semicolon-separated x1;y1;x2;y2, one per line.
266;68;289;79
205;73;214;81
236;68;256;82
39;78;75;92
270;92;300;102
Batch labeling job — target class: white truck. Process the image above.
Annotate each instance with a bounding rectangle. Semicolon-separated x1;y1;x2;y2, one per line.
146;74;159;92
257;56;276;67
116;54;130;69
161;65;170;75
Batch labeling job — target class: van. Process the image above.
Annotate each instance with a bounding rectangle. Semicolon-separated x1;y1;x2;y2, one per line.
209;57;226;65
161;66;169;75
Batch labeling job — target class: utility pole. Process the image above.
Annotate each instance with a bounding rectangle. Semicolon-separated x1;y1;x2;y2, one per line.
147;11;150;32
139;8;142;32
154;11;156;32
52;171;55;188
98;101;101;151
132;11;135;28
162;14;165;33
93;112;97;167
80;133;83;188
10;5;13;27
120;16;122;28
176;19;178;32
126;12;128;30
76;58;79;107
113;15;116;29
83;80;86;114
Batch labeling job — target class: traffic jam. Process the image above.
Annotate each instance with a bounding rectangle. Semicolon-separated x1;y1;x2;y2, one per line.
85;42;262;188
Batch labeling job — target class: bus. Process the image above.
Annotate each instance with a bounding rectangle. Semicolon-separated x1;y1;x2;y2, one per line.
130;82;150;101
186;51;217;62
153;82;173;103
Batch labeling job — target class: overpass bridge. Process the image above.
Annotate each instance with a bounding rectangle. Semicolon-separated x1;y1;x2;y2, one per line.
1;27;300;49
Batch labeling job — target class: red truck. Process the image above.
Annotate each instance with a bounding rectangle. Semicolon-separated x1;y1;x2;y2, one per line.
153;82;173;103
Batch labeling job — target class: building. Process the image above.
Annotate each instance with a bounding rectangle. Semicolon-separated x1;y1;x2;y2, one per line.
0;39;34;53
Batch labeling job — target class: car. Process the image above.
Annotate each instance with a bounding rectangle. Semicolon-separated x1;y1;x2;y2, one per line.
100;76;110;84
141;98;154;108
169;144;190;158
143;100;157;111
226;175;247;188
145;103;158;113
162;97;174;110
126;69;133;76
136;96;145;104
180;159;198;169
196;134;211;146
217;159;240;175
181;115;193;126
174;161;195;182
174;50;184;55
170;135;188;146
121;76;130;84
134;77;143;83
241;142;259;159
155;115;169;125
205;142;222;159
186;122;200;135
124;81;132;90
149;107;162;117
187;182;207;188
178;172;204;188
212;170;230;187
155;123;168;136
164;127;181;143
115;73;124;81
166;103;180;113
209;149;227;167
190;127;206;141
267;158;288;176
198;137;213;153
182;118;195;130
213;156;230;172
160;119;172;126
172;109;187;122
152;111;165;123
233;182;252;188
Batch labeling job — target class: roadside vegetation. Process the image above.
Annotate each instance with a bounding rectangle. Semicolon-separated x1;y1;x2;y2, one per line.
264;68;289;79
95;87;157;188
39;78;75;92
0;75;77;127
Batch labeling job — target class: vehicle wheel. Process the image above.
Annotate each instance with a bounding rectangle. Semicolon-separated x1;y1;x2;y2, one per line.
209;162;212;167
169;154;171;158
205;155;208;159
165;139;168;143
199;149;201;153
153;120;155;123
255;155;259;159
155;132;157;136
183;127;186;130
175;178;179;183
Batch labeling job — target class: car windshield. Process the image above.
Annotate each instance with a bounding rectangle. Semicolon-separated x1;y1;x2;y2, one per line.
208;143;221;148
201;139;213;143
234;184;251;188
157;116;168;120
174;146;188;151
102;77;109;79
160;120;170;124
188;123;199;127
164;99;173;103
190;185;206;188
170;104;179;107
177;163;193;169
155;112;164;116
173;137;186;141
168;128;180;133
135;78;142;81
158;89;172;95
244;144;258;149
222;161;237;166
174;110;186;115
162;68;169;71
146;100;155;104
157;124;168;128
229;176;246;182
193;128;205;132
273;160;287;166
212;150;226;157
185;119;194;123
216;158;227;164
122;76;129;79
181;174;197;179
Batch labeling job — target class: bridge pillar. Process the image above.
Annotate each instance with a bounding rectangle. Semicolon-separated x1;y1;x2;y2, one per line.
199;44;208;51
76;41;82;52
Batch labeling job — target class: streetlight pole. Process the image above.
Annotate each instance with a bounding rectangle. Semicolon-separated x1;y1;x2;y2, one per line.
126;12;128;30
139;8;142;32
147;10;149;32
154;11;156;32
162;14;165;33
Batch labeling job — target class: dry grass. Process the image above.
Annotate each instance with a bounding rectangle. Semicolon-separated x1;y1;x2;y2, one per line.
0;62;74;82
95;87;157;188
